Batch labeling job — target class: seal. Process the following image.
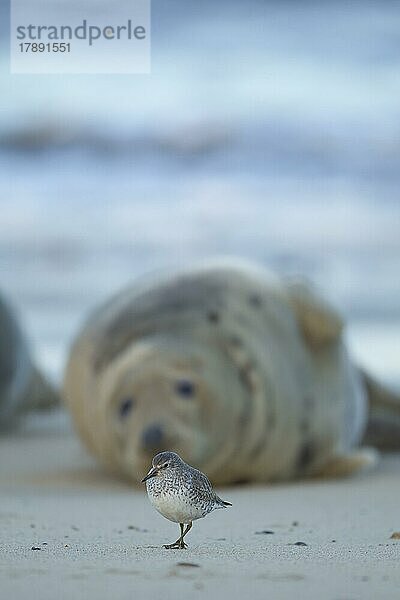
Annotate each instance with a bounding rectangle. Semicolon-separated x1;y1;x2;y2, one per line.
0;291;58;429
63;260;400;484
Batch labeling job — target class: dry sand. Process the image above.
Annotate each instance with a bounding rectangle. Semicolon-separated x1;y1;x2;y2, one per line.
0;410;399;600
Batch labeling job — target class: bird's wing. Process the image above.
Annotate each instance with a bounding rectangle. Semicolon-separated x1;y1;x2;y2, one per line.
190;468;214;493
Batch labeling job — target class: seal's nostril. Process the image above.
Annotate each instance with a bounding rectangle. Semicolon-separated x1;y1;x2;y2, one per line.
141;425;164;450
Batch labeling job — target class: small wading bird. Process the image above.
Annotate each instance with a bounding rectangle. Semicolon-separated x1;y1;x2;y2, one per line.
142;451;232;549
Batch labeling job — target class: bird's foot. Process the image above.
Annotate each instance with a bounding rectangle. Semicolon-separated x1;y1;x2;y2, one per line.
163;540;188;550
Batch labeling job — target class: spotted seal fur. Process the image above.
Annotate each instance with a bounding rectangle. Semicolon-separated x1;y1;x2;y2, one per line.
63;261;400;484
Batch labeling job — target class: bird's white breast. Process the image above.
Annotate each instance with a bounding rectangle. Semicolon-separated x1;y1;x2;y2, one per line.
147;489;207;524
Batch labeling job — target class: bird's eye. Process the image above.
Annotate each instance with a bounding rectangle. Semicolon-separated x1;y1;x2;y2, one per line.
118;397;135;418
175;379;195;398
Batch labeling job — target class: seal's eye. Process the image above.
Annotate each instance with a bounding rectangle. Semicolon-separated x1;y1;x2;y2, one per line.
119;397;135;418
175;379;195;398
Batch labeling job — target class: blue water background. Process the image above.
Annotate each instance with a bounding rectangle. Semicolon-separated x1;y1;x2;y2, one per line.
0;1;399;385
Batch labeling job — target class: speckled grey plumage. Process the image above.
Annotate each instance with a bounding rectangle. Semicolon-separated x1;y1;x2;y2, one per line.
142;451;231;548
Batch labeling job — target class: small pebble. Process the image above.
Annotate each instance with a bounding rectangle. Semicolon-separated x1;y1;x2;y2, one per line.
255;530;275;535
390;532;400;540
292;541;308;547
176;562;200;568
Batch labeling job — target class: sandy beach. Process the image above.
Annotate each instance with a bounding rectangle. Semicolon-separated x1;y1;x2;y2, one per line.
0;411;399;600
2;2;399;598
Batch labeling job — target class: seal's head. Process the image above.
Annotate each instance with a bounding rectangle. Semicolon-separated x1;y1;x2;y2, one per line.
98;335;244;483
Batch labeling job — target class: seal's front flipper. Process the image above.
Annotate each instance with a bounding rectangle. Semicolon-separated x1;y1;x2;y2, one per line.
285;279;343;348
362;370;400;449
312;448;378;478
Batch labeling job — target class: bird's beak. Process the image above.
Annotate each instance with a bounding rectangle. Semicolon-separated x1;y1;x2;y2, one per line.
141;466;158;483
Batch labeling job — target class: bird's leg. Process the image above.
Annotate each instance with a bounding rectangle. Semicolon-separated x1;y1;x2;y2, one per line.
163;523;185;549
178;522;192;549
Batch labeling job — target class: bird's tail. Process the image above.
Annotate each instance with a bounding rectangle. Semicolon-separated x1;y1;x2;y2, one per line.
218;498;232;507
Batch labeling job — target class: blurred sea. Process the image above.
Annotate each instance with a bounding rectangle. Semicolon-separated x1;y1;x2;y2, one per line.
0;1;399;386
